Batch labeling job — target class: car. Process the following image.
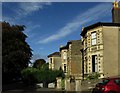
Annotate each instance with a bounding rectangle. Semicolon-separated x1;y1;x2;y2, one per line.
92;77;120;93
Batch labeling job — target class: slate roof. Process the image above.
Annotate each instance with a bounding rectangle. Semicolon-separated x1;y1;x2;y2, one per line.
81;22;120;36
48;52;61;57
59;40;81;51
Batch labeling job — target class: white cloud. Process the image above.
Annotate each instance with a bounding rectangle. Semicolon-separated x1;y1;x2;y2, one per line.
38;3;112;44
3;2;52;22
15;2;52;18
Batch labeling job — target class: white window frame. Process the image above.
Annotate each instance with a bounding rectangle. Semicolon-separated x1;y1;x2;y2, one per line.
91;32;97;45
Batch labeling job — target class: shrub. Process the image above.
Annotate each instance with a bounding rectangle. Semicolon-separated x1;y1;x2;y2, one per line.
86;72;100;80
21;67;40;85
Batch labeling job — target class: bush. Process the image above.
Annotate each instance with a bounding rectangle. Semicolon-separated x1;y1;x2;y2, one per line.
86;72;100;80
21;67;40;85
61;79;65;90
21;66;65;87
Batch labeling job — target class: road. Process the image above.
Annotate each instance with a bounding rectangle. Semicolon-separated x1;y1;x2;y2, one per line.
2;88;92;93
2;82;92;93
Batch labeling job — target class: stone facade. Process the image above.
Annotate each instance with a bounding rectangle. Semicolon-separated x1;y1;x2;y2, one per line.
59;47;68;75
48;52;61;70
60;40;83;91
47;2;120;91
60;40;83;78
81;22;120;78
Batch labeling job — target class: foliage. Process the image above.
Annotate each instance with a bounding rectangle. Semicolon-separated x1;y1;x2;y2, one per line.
33;59;46;69
2;21;32;83
61;79;65;89
86;72;100;80
21;63;65;87
21;67;39;85
40;63;49;70
39;63;64;87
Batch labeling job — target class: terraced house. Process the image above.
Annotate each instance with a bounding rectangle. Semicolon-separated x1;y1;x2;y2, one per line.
80;1;120;78
59;46;68;74
81;22;120;78
60;40;83;90
48;52;61;70
48;1;120;91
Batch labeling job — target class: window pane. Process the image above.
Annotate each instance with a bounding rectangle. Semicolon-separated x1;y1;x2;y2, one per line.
114;79;120;85
95;56;98;72
92;39;96;45
63;52;67;59
64;64;66;73
98;79;110;85
91;32;96;39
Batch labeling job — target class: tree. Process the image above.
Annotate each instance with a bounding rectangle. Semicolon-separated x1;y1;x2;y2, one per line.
21;63;65;87
33;59;46;69
21;67;39;85
2;21;32;83
39;63;65;88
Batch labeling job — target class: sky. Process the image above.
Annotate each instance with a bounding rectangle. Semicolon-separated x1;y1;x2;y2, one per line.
2;2;114;62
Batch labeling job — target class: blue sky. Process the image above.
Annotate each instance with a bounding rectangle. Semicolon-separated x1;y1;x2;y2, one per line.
2;2;113;62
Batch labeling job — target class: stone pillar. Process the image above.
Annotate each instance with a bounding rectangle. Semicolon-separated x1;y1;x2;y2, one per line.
56;77;62;89
75;79;81;91
65;78;70;91
75;77;82;91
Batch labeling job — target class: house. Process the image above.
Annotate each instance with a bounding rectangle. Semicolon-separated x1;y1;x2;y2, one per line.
81;22;120;78
59;45;68;74
80;1;120;78
60;40;83;78
60;40;83;91
48;52;61;70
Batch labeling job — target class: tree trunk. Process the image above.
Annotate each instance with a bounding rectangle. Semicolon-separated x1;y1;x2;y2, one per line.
43;82;48;88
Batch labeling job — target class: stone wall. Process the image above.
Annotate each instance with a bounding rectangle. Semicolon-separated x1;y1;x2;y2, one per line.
56;77;62;89
80;79;101;91
56;78;101;92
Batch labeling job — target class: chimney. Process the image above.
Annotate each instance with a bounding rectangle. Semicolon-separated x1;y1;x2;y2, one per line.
112;1;120;23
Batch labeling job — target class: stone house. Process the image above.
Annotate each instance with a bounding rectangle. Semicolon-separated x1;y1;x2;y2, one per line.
80;1;120;79
60;40;83;91
81;22;120;78
59;46;68;75
60;40;83;78
48;52;61;70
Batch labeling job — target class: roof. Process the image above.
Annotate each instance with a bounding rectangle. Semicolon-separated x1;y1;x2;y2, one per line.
48;52;61;57
60;40;81;51
81;22;120;36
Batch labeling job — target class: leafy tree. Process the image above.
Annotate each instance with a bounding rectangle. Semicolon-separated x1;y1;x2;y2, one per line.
39;63;65;88
33;59;46;69
21;67;39;85
2;21;32;83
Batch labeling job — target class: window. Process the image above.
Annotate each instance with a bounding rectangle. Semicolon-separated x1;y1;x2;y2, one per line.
63;51;67;60
91;32;97;45
114;79;120;85
50;58;52;64
98;79;110;85
92;55;98;72
64;64;67;73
